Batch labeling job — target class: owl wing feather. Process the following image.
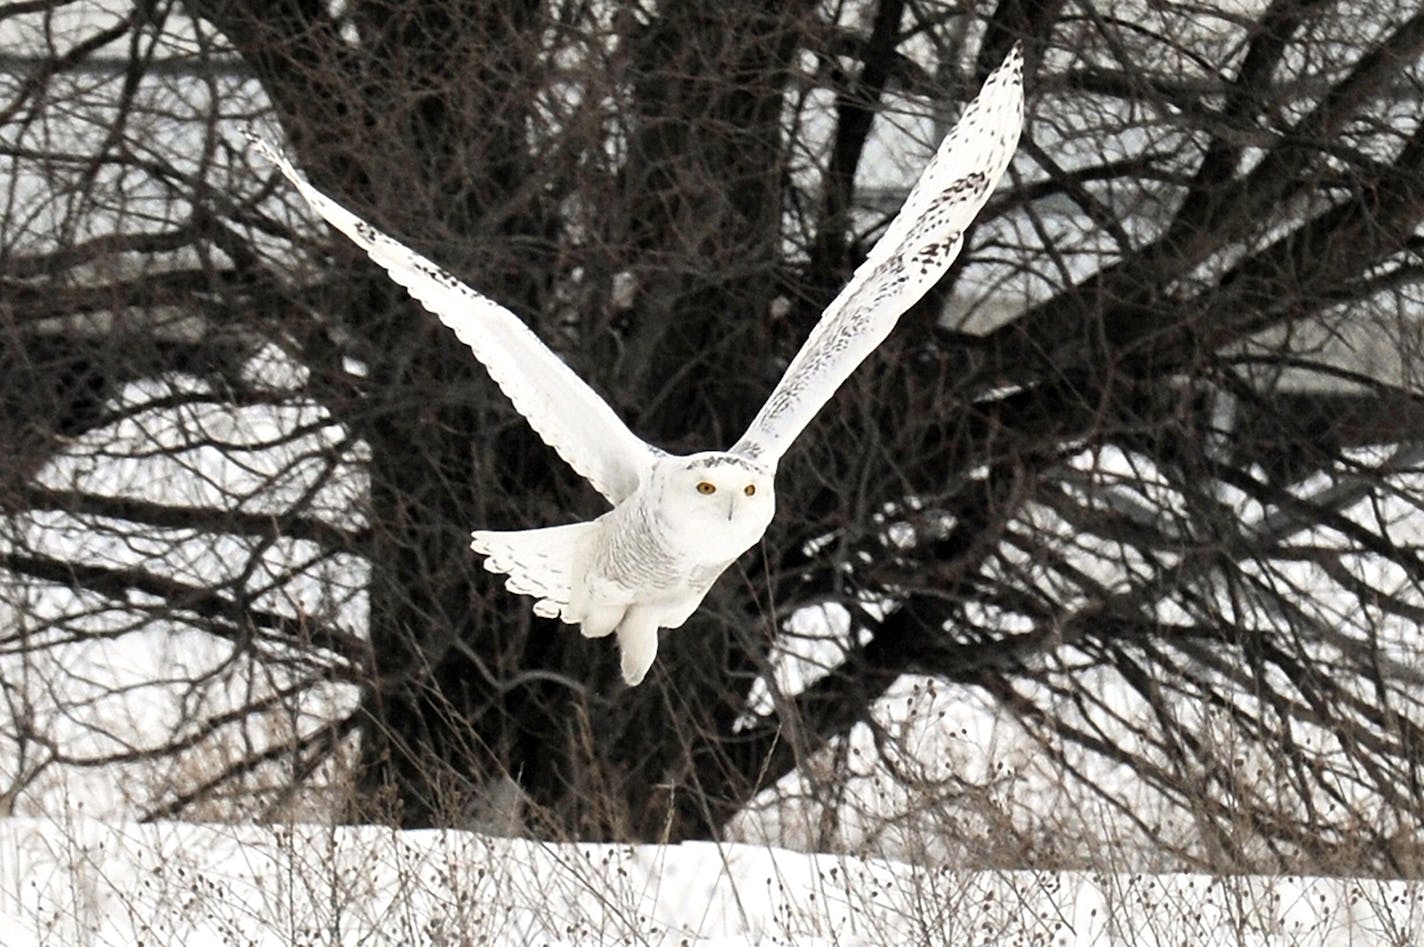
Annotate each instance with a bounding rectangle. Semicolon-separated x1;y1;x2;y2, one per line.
468;522;598;623
731;43;1024;466
246;130;658;505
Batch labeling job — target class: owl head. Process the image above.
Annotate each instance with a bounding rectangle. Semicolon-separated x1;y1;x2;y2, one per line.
653;451;775;560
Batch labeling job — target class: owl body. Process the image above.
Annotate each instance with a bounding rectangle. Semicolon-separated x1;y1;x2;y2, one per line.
476;452;775;683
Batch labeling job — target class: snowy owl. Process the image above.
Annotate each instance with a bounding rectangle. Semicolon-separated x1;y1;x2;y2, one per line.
246;43;1023;685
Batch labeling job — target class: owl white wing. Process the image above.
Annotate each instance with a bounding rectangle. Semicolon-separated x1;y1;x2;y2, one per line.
731;43;1024;465
246;130;658;504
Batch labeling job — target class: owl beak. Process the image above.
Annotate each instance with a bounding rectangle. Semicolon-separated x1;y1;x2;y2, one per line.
726;494;737;521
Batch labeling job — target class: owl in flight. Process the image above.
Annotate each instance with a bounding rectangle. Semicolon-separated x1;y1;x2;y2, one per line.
247;44;1022;685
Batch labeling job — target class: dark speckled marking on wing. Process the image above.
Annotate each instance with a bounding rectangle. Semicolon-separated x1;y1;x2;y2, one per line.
730;43;1023;465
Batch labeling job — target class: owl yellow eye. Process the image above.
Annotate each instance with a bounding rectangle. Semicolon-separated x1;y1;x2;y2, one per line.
696;481;716;495
744;484;756;497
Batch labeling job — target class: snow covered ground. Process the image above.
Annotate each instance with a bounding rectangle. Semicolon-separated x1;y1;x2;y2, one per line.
0;815;1418;946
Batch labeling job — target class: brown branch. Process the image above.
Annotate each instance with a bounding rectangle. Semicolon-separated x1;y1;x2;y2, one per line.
806;0;908;280
49;679;332;767
15;485;365;550
2;268;245;322
0;550;368;663
0;8;135;127
138;712;359;822
181;0;354;150
1184;0;1335;196
0;1;79;22
991;9;1424;376
1;227;205;280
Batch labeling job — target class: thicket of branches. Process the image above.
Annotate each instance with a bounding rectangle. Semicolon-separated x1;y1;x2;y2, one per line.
3;0;1424;872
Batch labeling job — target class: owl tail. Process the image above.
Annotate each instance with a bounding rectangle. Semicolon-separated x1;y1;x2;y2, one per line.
470;522;597;623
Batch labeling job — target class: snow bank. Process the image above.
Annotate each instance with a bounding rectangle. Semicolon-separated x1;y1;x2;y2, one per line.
0;816;1417;946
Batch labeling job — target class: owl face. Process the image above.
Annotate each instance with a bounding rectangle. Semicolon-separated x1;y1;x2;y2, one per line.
655;452;775;561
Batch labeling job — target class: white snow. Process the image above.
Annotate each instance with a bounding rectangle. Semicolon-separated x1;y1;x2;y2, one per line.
0;816;1418;946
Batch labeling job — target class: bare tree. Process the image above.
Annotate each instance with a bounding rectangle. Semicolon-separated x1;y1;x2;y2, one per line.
3;0;1424;870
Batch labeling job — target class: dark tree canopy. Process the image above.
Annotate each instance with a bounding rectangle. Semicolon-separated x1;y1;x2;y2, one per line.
3;0;1424;872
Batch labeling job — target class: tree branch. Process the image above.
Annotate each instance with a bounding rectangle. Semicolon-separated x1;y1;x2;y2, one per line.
0;549;368;664
15;485;365;550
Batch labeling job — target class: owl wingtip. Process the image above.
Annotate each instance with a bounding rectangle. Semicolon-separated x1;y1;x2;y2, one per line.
999;41;1025;78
